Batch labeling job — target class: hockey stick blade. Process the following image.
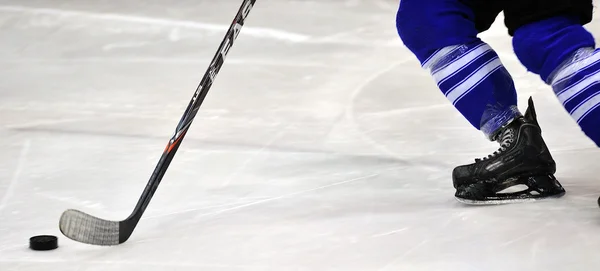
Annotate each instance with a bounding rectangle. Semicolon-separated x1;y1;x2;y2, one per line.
59;209;120;246
58;0;256;246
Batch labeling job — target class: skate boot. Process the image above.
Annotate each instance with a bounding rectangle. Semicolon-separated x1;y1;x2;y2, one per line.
453;97;565;204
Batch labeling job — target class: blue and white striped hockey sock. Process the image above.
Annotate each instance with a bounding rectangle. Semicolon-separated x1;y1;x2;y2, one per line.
549;48;600;146
423;41;521;139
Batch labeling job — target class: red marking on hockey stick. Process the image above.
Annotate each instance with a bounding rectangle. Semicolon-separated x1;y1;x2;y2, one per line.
165;130;187;153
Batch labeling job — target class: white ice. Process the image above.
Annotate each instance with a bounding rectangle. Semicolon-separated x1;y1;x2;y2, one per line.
1;0;600;270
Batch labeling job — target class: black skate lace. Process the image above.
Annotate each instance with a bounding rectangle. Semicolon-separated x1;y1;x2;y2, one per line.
475;128;515;162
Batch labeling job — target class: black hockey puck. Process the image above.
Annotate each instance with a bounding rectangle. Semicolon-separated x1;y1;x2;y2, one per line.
29;235;58;251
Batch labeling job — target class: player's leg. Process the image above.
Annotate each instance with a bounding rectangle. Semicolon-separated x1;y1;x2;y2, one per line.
507;0;600;145
396;0;519;139
396;0;565;204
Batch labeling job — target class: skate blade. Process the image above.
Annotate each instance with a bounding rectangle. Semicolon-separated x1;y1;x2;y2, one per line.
455;191;565;205
454;174;565;205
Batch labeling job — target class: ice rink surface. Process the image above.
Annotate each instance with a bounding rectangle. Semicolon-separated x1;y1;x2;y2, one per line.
2;0;600;270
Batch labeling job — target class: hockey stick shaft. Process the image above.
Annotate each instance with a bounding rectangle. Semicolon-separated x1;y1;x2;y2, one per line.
59;0;257;245
121;0;257;242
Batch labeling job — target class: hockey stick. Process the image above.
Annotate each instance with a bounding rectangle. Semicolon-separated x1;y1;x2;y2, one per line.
58;0;257;246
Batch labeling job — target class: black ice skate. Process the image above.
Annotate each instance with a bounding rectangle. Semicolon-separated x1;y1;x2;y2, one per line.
453;97;565;205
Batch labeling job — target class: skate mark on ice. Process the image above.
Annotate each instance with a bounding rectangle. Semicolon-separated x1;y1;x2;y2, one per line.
371;227;408;238
378;239;430;271
0;6;400;47
529;236;546;267
220;124;290;187
310;25;371;44
0;57;369;70
5;117;89;129
9;123;412;164
358;103;450;118
498;222;549;247
0;258;271;269
0;139;31;215
377;213;458;270
345;60;406;159
144;172;380;221
4;110;412;166
0;5;310;42
344;58;447;169
35;192;107;210
144;197;272;220
102;41;150;51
